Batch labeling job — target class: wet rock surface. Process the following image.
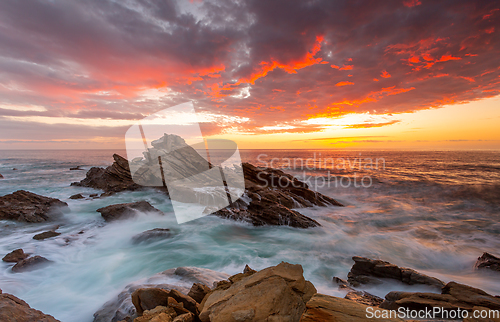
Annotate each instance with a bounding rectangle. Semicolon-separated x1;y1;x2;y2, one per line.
69;193;85;199
347;256;445;288
2;249;29;263
33;230;61;240
0;190;69;223
0;291;60;322
475;252;500;272
71;154;142;195
12;255;52;273
97;201;163;222
131;228;171;244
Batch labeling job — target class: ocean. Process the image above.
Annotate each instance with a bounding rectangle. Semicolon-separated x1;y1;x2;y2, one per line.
0;149;499;321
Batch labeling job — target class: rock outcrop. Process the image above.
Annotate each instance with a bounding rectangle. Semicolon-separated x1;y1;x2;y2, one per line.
475;252;500;272
12;256;52;273
33;230;61;240
0;291;60;322
300;293;404;322
187;283;211;304
199;262;316;322
93;267;229;322
71;154;142;195
347;256;445;288
380;281;500;314
0;173;3;178
0;190;69;223
131;228;171;244
2;249;29;263
69;193;85;200
96;201;163;222
132;288;199;317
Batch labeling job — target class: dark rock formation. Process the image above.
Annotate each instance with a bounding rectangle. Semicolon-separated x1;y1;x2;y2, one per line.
0;190;69;223
188;283;211;304
347;256;445;288
131;228;171;244
475;252;500;272
132;288;199;317
12;256;52;273
70;166;84;170
71;154;142;195
2;249;28;263
97;201;163;222
0;291;60;322
69;193;85;199
33;230;61;240
380;281;500;314
0;173;3;179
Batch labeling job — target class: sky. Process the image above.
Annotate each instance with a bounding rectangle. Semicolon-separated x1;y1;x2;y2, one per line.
0;0;499;150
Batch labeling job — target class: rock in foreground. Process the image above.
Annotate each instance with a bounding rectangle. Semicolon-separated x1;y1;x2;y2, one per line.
2;249;29;263
131;228;171;244
300;293;404;322
12;256;52;273
0;190;69;223
97;201;163;222
0;291;60;322
347;256;445;288
475;252;500;272
199;262;316;322
33;230;61;240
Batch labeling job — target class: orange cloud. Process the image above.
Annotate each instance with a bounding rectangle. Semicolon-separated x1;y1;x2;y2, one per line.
403;0;422;8
335;81;354;87
381;70;391;78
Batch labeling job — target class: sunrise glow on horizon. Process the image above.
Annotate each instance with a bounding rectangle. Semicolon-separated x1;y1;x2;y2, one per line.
0;0;498;150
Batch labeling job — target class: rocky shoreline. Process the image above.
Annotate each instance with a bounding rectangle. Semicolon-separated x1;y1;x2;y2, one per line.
2;257;499;322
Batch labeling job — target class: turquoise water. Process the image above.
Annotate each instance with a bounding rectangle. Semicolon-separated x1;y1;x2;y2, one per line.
0;150;499;321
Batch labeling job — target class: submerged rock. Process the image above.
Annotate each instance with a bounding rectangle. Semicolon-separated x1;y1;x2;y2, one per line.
70;166;84;171
131;228;171;244
33;230;61;240
93;267;228;322
0;291;60;322
69;193;85;199
2;249;28;263
0;190;69;223
347;256;445;288
475;252;500;272
199;262;316;322
71;154;142;194
380;281;500;314
96;201;163;222
12;256;52;273
300;293;404;322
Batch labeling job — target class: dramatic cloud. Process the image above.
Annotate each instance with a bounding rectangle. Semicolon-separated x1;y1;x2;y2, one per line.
0;0;498;142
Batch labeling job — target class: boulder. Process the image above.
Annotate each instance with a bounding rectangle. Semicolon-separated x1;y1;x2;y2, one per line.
475;252;500;272
0;173;3;178
300;293;404;322
93;267;228;322
33;231;61;240
12;256;52;273
71;154;142;194
347;256;445;288
97;201;163;222
132;289;199;317
131;228;171;244
199;262;317;322
2;249;29;263
187;283;211;304
0;190;69;223
134;305;178;322
380;281;500;314
345;290;384;307
69;193;85;200
0;292;60;322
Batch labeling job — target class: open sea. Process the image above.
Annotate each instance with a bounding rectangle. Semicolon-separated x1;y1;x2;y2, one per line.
0;149;499;321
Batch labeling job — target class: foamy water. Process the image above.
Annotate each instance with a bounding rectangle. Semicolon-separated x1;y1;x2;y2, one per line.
0;149;499;321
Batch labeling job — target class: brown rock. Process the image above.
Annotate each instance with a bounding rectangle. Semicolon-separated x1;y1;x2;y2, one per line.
0;173;3;179
0;190;69;223
300;293;404;322
187;283;211;304
131;228;171;244
0;291;60;322
69;193;85;199
12;256;52;273
132;288;170;316
199;262;317;322
345;291;384;306
134;306;177;322
475;252;500;272
347;256;445;288
33;231;61;240
97;201;163;222
167;289;199;316
2;249;28;263
173;313;194;322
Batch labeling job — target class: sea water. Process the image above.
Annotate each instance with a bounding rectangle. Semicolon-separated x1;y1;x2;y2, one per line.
0;149;499;321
